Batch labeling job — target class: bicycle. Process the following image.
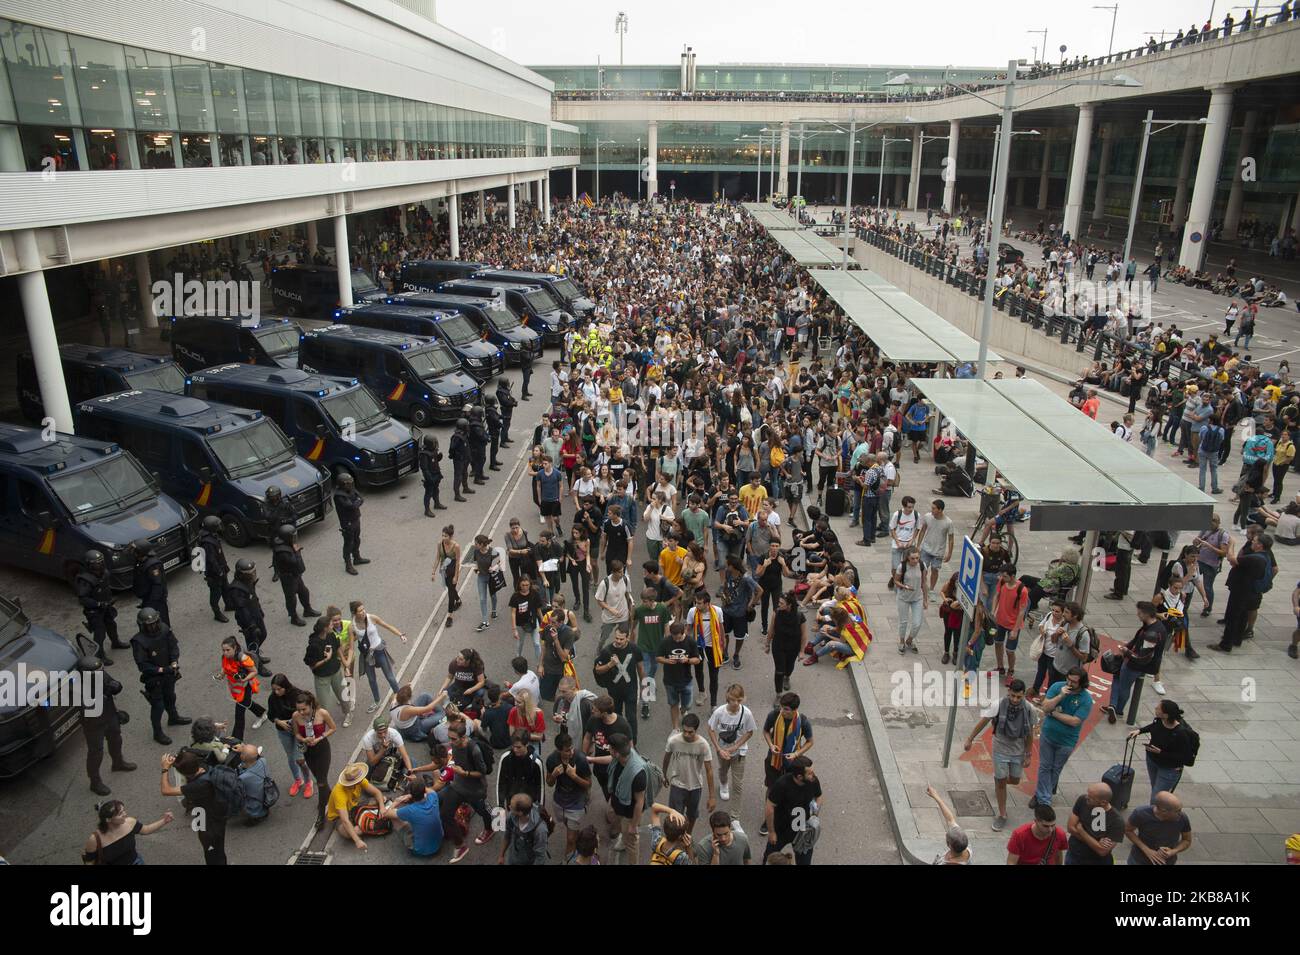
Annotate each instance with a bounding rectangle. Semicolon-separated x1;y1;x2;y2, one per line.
971;484;1022;567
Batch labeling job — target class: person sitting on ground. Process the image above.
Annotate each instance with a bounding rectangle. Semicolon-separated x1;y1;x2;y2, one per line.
1019;548;1081;611
1247;500;1300;543
325;762;386;851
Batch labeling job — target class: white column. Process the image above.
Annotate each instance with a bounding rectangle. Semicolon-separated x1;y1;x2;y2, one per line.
1171;124;1197;227
1291;188;1300;231
306;220;319;255
1037;136;1052;210
1063;103;1096;239
15;231;72;431
543;176;551;223
1223;109;1258;237
907;126;922;210
646;121;659;199
477;190;486;225
778;122;791;196
1179;85;1235;269
134;253;155;329
508;179;516;229
449;189;460;259
571;166;578;198
334;207;353;308
1092;123;1113;219
942;120;960;214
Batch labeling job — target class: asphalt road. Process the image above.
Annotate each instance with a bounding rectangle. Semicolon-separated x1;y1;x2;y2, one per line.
0;354;898;866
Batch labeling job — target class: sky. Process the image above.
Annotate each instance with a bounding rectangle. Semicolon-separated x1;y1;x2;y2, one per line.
438;0;1232;68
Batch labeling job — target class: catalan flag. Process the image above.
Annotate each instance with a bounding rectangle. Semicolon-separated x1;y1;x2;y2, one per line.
836;592;872;668
578;192;595;209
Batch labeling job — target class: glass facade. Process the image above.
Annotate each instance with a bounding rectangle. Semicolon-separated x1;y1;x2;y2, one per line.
536;64;1000;95
0;17;548;172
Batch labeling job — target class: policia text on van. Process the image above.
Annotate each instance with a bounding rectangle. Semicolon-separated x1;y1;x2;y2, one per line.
169;316;302;372
187;365;417;488
0;424;195;588
75;391;332;547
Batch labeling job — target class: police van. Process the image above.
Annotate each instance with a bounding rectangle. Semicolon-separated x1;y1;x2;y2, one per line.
169;315;302;372
187;365;418;488
269;264;387;318
75;391;332;547
299;325;480;428
398;259;485;291
334;303;503;381
0;424;195;587
439;278;567;347
476;269;596;321
0;595;84;779
16;345;186;423
390;290;541;367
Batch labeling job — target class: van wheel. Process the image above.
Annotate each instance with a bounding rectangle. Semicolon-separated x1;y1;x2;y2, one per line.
410;403;433;428
221;513;251;548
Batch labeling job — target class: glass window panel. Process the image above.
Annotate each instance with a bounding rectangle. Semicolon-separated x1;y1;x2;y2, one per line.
1;25;81;127
389;97;406;142
271;74;299;135
208;64;247;134
357;90;375;139
320;83;341;138
125;46;175;131
171;56;214;132
242;69;275;134
65;34;129;128
373;94;391;141
296;79;322;137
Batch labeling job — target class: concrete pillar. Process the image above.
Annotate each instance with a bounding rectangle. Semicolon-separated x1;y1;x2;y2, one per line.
646;121;659;199
1179;85;1235;270
1171;125;1197;227
1223;109;1258;237
907;126;923;210
306;220;319;255
778;122;791;196
448;189;460;259
1092;123;1113;220
894;174;907;207
334;208;353;308
15;231;72;431
1015;175;1026;207
1291;186;1300;232
1037;136;1052;210
1279;197;1293;240
476;190;486;225
1063;103;1096;239
571;167;578;198
712;169;720;199
134;253;155;329
942;120;960;214
508;179;516;229
543;176;551;223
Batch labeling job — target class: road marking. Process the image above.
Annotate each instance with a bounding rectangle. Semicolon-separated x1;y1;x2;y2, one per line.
291;438;537;862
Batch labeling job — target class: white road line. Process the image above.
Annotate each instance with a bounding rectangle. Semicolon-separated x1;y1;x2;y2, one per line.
291;438;537;862
1258;346;1300;362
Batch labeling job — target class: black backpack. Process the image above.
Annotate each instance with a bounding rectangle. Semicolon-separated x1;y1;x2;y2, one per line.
1180;721;1202;767
205;765;247;817
1199;425;1224;455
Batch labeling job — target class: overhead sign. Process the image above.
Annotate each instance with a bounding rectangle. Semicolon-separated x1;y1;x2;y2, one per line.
957;535;982;615
1190;231;1203;243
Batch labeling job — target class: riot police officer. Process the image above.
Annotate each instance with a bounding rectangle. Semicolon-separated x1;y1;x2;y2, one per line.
76;655;135;795
518;342;534;399
227;559;272;677
485;394;504;470
333;471;368;575
271;525;319;626
197;515;231;623
264;486;295;582
75;549;128;663
468;405;489;484
131;538;170;627
419;434;446;516
497;378;517;446
449;417;472;502
130;607;190;745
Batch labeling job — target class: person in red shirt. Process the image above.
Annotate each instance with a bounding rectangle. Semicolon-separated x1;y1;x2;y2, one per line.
1006;804;1068;864
507;689;547;754
991;569;1030;684
1081;389;1101;420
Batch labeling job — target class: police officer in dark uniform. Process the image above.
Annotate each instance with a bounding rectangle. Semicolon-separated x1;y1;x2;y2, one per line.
197;515;231;622
497;378;517;446
449;417;472;502
227;559;273;676
419;434;446;516
468;405;489;484
271;525;319;626
485;394;504;470
76;655;136;795
76;549;128;663
131;538;170;627
518;343;534;399
333;471;368;575
130;607;190;745
264;486;295;582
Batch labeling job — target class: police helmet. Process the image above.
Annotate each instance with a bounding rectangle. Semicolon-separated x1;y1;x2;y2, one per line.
336;471;355;490
265;486;283;504
456;418;470;429
277;524;297;544
201;515;222;534
137;607;162;635
132;538;155;558
83;549;106;573
484;394;498;407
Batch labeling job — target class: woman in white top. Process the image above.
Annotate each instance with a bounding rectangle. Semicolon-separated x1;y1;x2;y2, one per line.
350;600;407;713
643;490;675;562
571;466;598;508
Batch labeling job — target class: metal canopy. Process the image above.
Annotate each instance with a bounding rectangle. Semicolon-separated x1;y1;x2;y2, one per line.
913;378;1215;532
767;228;848;268
741;204;803;230
810;268;1000;365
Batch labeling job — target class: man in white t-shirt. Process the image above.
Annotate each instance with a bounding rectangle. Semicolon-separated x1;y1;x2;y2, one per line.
875;452;897;537
361;715;413;776
594;560;633;650
914;499;955;594
707;686;757;816
888;496;920;576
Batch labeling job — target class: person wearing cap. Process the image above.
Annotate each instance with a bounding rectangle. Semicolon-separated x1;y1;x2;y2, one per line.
326;762;386;851
360;714;412;778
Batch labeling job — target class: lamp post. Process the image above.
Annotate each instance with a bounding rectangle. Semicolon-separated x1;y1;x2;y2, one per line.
1094;4;1119;57
887;60;1141;378
636;136;642;201
983;126;1039;240
877;134;910;209
1027;27;1048;64
734;134;765;200
594;138;615;202
794;117;884;269
1123;112;1208;264
615;11;628;65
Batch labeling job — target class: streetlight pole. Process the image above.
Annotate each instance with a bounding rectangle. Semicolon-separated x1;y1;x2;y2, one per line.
594;139;615;203
877;134;910;209
615;12;628;66
842;120;856;271
1094;4;1119;57
1122;112;1208;265
636;136;642;201
796;122;805;200
1028;27;1048;64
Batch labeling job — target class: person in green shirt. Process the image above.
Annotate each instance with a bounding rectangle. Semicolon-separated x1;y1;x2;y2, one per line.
681;495;712;559
326;605;355;728
634;589;672;720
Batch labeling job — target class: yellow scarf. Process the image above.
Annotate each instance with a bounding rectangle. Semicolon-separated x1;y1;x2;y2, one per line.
769;709;803;771
693;606;725;668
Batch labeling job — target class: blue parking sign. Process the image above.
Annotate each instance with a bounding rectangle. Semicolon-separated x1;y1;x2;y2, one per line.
957;536;982;614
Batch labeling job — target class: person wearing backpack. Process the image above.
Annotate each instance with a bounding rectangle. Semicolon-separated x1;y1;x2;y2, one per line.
963;678;1038;832
498;792;552;865
647;801;693;865
605;733;650;862
160;750;234;865
1100;602;1168;724
1197;421;1225;494
235;742;277;825
1128;699;1199;805
443;718;495;863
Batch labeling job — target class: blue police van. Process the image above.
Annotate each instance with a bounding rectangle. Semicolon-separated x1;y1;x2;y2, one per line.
334;302;503;381
0;424;196;588
269;264;387;318
186;365;418;488
439;278;567;347
398;260;484;291
476;269;596;321
74;391;332;547
169;315;303;372
298;325;480;428
389;290;541;366
16;345;187;423
0;596;84;779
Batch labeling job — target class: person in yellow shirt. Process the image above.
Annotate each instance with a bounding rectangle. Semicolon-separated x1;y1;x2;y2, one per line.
658;533;689;587
1271;429;1296;504
739;473;768;516
326;762;386;851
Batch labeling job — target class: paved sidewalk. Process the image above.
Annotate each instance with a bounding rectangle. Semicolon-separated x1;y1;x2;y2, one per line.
819;338;1300;865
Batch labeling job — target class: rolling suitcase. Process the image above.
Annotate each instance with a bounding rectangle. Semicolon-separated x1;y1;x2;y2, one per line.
825;486;847;517
1102;735;1138;811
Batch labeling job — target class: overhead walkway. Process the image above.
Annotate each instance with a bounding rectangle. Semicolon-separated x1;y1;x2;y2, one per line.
741;203;803;230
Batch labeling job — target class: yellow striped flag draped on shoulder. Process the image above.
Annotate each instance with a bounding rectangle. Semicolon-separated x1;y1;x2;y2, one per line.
837;590;872;668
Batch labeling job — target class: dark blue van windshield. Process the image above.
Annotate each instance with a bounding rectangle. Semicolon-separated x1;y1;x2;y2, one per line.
47;455;156;522
207;419;295;476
